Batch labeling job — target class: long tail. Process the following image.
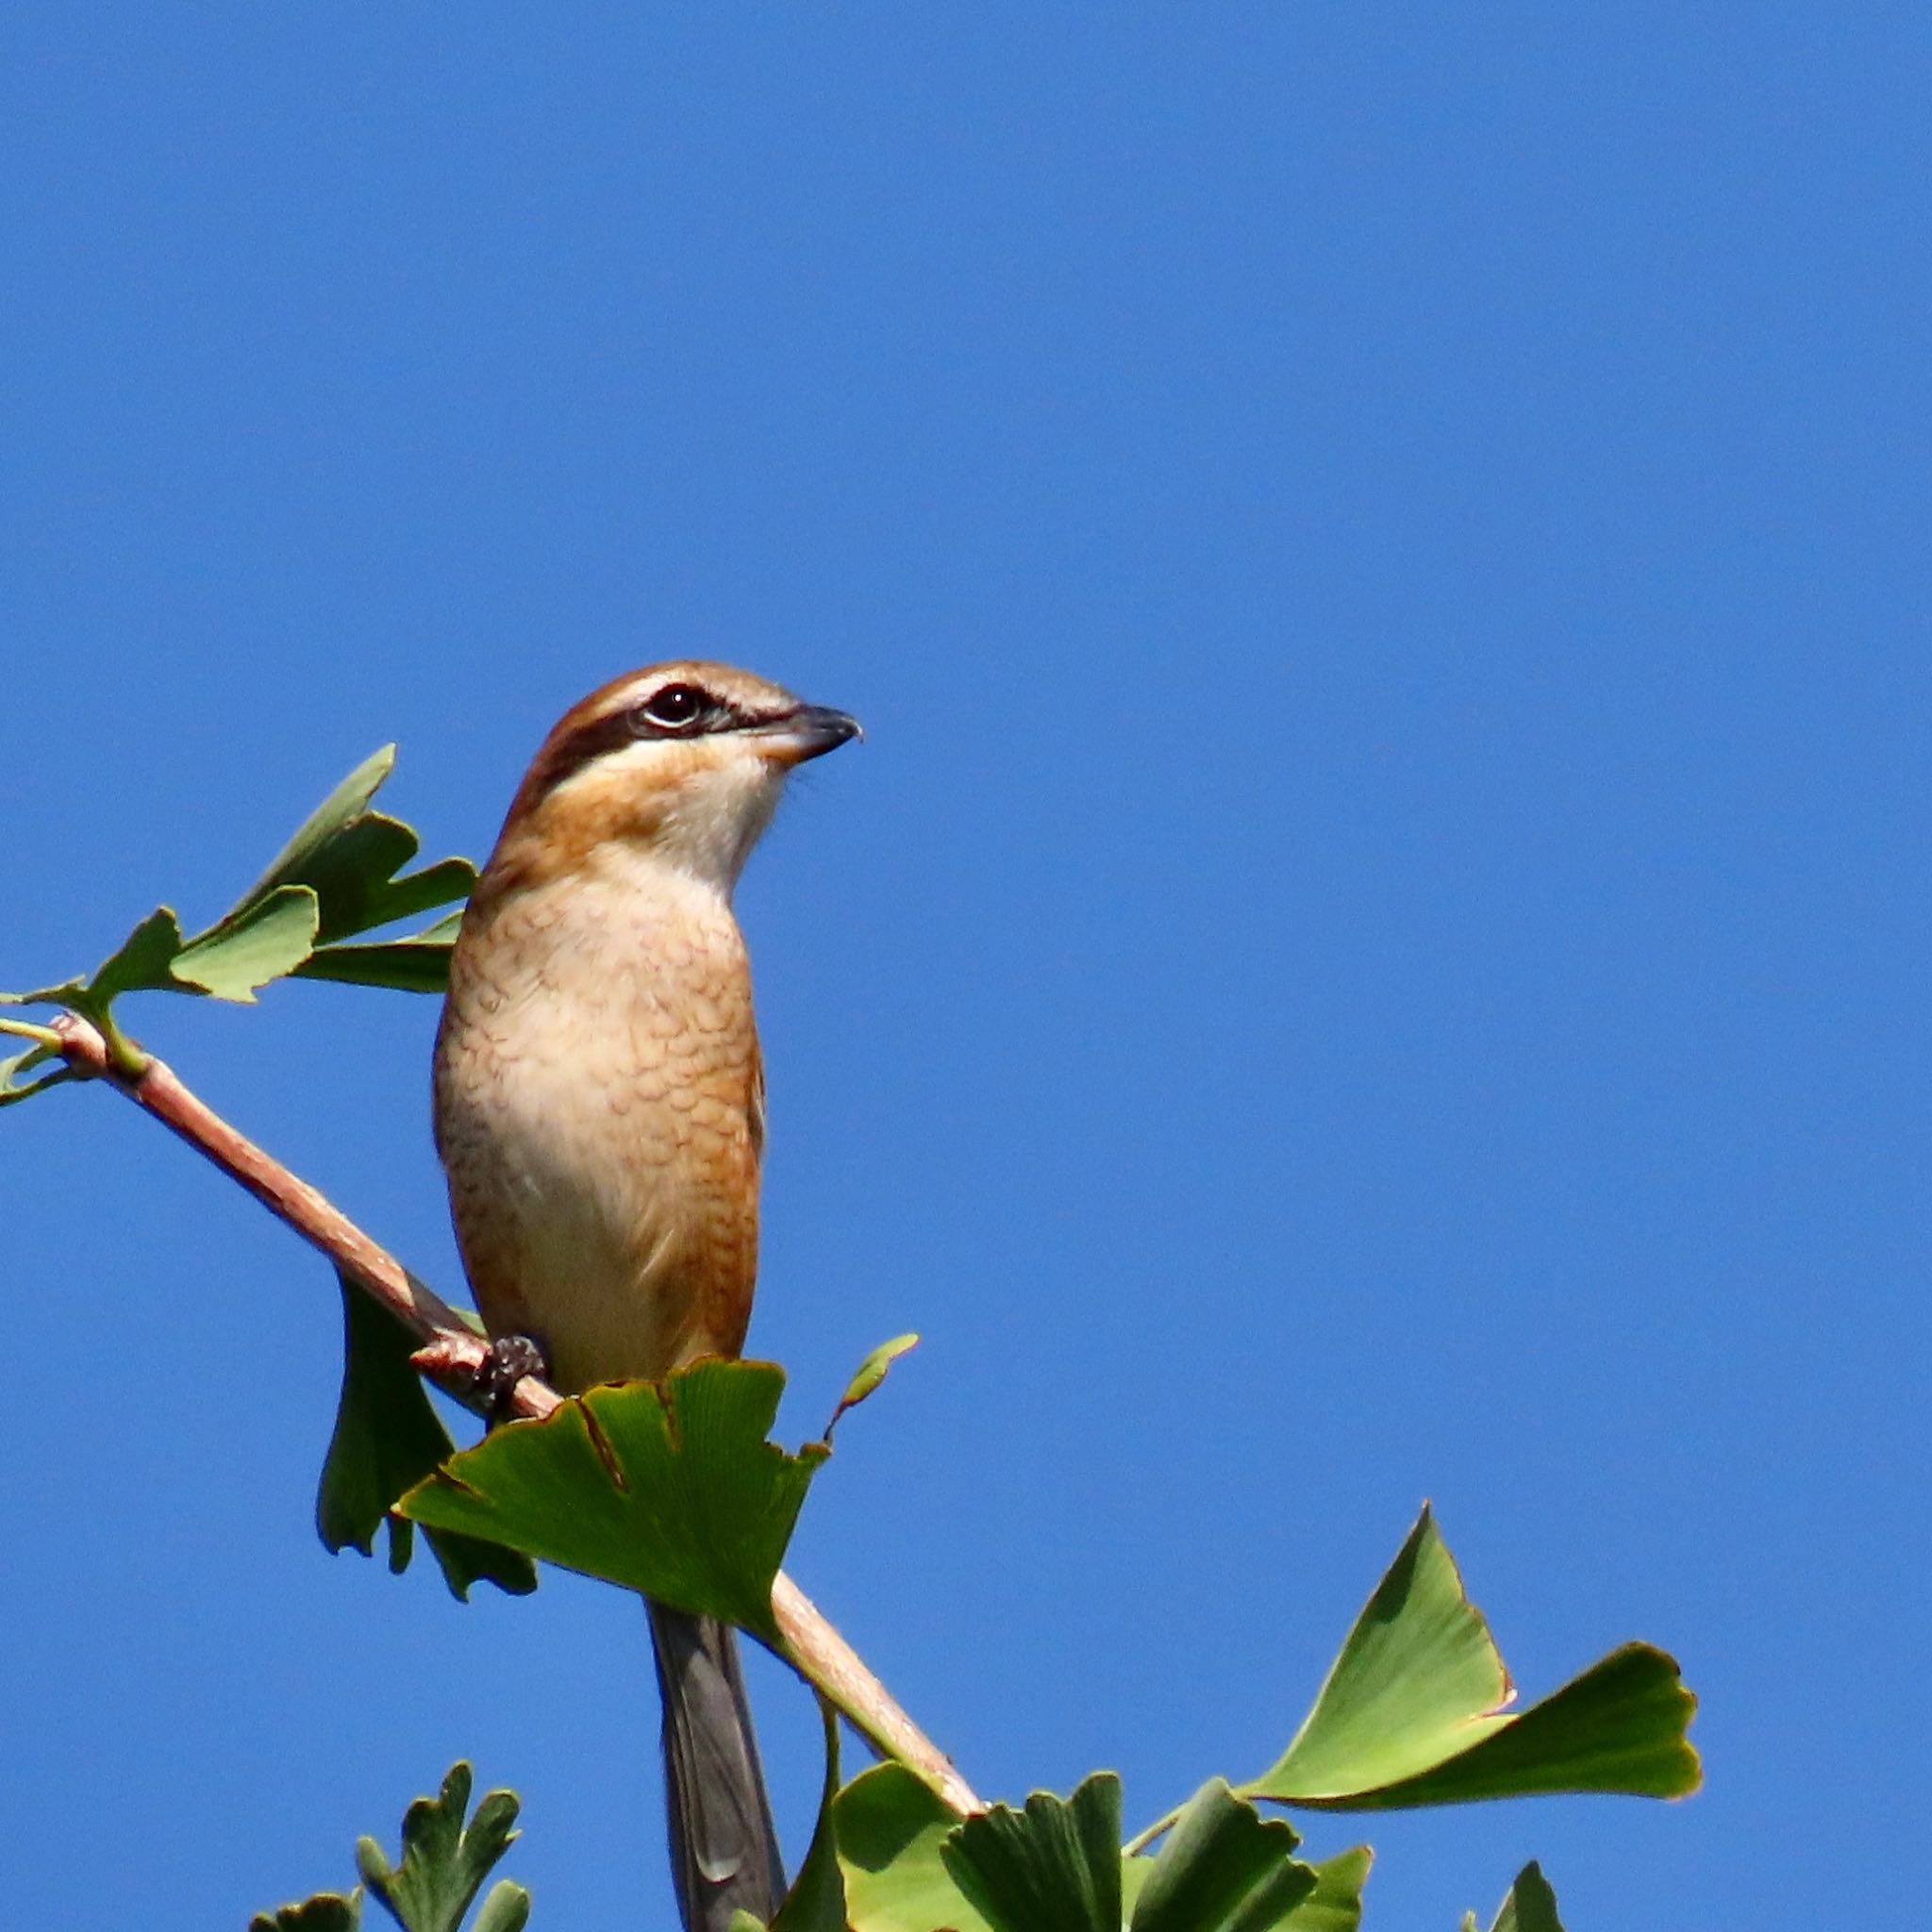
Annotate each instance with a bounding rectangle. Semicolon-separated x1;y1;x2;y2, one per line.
646;1598;786;1931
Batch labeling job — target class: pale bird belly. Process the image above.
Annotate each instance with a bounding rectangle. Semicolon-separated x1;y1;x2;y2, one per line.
437;920;760;1394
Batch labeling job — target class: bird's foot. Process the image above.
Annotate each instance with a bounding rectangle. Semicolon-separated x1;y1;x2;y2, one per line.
474;1332;550;1421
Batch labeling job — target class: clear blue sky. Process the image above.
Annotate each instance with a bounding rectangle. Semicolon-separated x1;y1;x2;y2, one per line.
4;6;1924;1925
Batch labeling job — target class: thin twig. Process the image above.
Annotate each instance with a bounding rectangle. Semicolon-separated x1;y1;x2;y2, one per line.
46;1010;981;1816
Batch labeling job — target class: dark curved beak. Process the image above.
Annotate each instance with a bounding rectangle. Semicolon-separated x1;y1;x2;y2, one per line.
751;704;863;767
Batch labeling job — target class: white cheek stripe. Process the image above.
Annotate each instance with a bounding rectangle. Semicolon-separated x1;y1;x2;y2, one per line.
569;740;791;897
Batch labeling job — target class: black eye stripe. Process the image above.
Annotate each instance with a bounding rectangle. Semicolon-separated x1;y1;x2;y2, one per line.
526;710;648;797
525;685;791;802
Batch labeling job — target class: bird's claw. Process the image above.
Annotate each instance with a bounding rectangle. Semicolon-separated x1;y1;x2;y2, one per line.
475;1332;550;1420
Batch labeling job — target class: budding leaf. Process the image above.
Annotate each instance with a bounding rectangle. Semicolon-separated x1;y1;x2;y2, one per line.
824;1332;919;1440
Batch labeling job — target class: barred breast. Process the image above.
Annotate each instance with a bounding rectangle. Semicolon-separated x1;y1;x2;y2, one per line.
433;857;764;1396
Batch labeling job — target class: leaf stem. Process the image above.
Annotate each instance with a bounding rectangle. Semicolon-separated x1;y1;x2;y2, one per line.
0;1015;65;1048
90;1002;153;1079
0;1068;75;1108
1122;1806;1184;1857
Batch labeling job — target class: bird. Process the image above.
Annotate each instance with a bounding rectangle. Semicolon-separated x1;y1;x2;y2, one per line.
432;661;860;1932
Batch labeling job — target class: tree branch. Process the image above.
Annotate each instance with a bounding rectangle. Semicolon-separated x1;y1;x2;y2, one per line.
46;1011;981;1818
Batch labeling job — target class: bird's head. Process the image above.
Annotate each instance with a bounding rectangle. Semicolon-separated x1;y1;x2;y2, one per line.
481;661;860;899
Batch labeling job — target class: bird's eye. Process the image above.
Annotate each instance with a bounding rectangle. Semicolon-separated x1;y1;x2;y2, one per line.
636;683;708;731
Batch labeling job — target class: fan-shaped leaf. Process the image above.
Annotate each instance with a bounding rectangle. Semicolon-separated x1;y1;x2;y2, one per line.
1483;1860;1564;1932
171;885;320;1001
1129;1780;1314;1932
834;1763;993;1932
399;1361;825;1646
355;1763;523;1932
942;1774;1123;1932
1244;1508;1698;1810
316;1271;534;1601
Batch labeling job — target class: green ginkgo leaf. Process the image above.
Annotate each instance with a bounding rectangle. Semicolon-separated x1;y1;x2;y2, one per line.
1282;1847;1372;1932
1476;1860;1564;1932
1128;1780;1315;1932
238;745;403;907
398;1362;826;1647
466;1883;530;1932
87;906;188;1002
225;744;473;941
171;885;320;1002
355;1763;524;1932
1121;1813;1369;1930
942;1774;1123;1932
834;1764;993;1932
296;913;464;993
1243;1508;1698;1810
315;1271;535;1602
3;743;475;1026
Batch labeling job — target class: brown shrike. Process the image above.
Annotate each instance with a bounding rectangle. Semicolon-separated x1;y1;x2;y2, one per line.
433;662;859;1931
